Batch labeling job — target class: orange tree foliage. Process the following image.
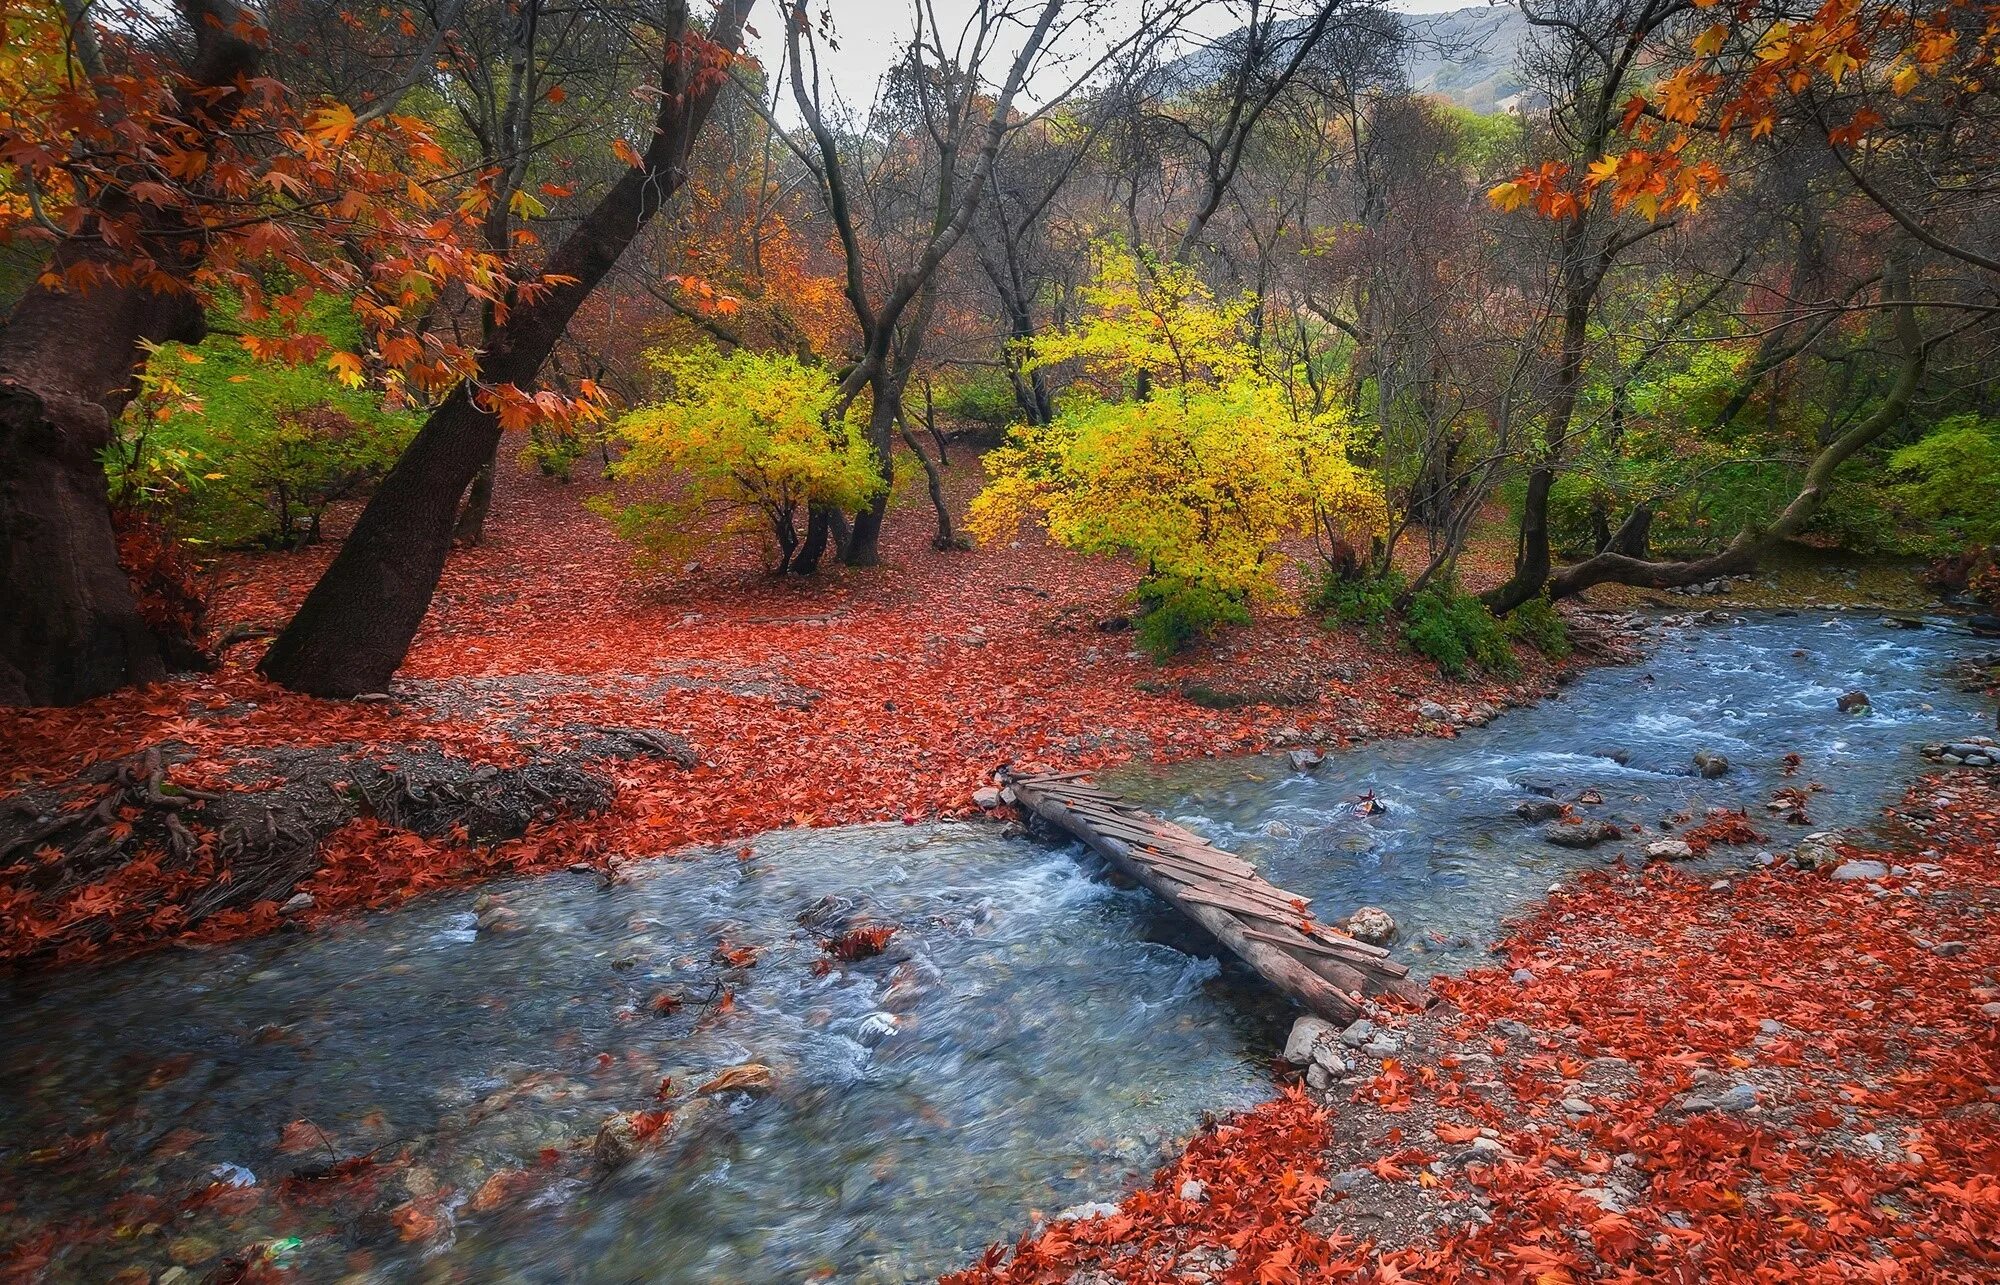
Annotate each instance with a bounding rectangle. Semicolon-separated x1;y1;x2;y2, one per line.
0;0;554;404
1491;0;1996;222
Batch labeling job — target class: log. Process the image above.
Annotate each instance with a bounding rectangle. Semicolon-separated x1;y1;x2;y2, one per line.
1011;775;1366;1023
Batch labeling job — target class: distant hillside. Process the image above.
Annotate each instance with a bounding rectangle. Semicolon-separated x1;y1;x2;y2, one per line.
1401;5;1530;113
1156;4;1530;115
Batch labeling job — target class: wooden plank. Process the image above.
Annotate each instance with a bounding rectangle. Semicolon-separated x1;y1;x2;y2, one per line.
1126;847;1271;891
1049;812;1258;877
1181;886;1315;927
1012;779;1365;1023
1242;927;1411;978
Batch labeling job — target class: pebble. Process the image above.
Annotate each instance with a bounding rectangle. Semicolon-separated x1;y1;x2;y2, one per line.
1831;859;1890;881
1933;941;1970;957
971;786;1004;810
1511;969;1536;985
280;892;315;913
1715;1082;1760;1112
1561;1098;1594;1115
1759;1019;1784;1035
1362;1036;1402;1057
1179;1179;1207;1203
1055;1201;1122;1222
1328;1168;1373;1193
1644;839;1695;861
1337;1019;1376;1048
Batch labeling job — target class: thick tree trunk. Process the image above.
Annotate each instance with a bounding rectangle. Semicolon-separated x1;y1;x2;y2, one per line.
0;0;261;706
259;0;753;696
1484;222;1595;616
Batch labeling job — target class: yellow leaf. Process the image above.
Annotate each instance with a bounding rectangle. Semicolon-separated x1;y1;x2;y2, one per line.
1892;63;1921;95
327;352;364;388
1488;181;1532;213
308;101;358;145
1692;23;1727;57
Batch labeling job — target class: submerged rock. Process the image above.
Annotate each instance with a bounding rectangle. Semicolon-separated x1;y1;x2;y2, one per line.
1837;690;1872;714
1288;748;1326;773
1514;799;1567;823
697;1063;776;1096
1543;820;1624;848
1693;750;1731;778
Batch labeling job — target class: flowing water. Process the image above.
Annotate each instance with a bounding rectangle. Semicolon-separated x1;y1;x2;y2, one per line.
1;612;1991;1283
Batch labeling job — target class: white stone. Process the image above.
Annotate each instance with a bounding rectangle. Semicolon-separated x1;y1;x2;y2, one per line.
1282;1016;1338;1066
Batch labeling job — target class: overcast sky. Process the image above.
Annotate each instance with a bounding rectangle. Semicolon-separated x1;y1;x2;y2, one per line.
746;0;1495;120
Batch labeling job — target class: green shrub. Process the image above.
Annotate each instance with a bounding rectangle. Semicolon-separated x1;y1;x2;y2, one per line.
939;368;1021;426
1135;576;1251;659
1309;568;1403;627
1889;414;2000;546
104;302;420;548
1403;584;1516;678
1504;595;1571;660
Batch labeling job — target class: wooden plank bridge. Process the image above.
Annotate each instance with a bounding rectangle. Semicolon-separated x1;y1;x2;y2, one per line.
1002;769;1424;1023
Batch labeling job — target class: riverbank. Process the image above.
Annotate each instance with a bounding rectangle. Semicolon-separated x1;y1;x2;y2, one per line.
1;461;1586;969
949;768;2000;1282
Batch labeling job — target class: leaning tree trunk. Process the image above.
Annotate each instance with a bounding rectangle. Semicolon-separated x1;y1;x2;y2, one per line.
259;0;753;697
0;0;262;706
1546;250;1926;600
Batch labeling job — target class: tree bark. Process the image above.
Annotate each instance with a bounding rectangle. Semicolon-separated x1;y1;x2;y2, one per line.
259;0;753;696
0;0;262;706
453;449;498;545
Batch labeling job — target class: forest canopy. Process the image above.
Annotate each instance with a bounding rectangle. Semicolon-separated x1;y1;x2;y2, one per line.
1;0;1997;704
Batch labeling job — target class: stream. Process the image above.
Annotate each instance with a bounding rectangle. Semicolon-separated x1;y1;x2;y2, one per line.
2;611;1992;1283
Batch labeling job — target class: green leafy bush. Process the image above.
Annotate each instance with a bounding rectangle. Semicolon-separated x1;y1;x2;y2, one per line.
1889;414;2000;546
1309;569;1403;627
104;303;420;548
938;368;1021;426
1504;595;1571;660
1135;576;1252;660
1403;584;1516;678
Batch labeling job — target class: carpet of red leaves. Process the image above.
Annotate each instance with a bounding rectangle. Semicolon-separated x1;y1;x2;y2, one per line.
951;773;2000;1282
0;459;1559;966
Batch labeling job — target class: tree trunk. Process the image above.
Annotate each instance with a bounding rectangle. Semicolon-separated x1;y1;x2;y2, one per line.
844;378;899;567
897;415;956;550
259;0;753;696
0;0;261;706
453;447;498;545
792;506;831;575
1483;222;1594;616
